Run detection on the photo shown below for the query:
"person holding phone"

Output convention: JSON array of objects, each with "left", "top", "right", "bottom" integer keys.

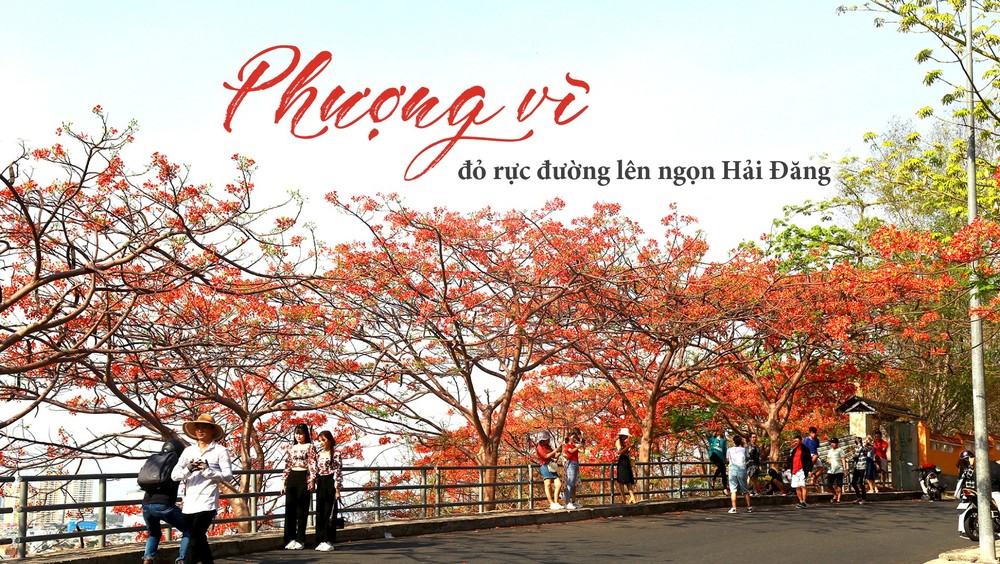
[
  {"left": 172, "top": 413, "right": 233, "bottom": 564},
  {"left": 614, "top": 428, "right": 637, "bottom": 504},
  {"left": 562, "top": 428, "right": 583, "bottom": 509}
]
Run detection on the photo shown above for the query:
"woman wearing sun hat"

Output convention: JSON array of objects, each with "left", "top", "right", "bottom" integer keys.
[
  {"left": 171, "top": 413, "right": 233, "bottom": 564},
  {"left": 614, "top": 427, "right": 636, "bottom": 504},
  {"left": 535, "top": 430, "right": 563, "bottom": 510}
]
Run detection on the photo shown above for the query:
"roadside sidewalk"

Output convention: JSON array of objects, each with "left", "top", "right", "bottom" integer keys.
[
  {"left": 930, "top": 540, "right": 1000, "bottom": 564},
  {"left": 26, "top": 491, "right": 919, "bottom": 564}
]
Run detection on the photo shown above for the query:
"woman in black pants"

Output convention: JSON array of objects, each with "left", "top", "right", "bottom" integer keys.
[
  {"left": 850, "top": 436, "right": 869, "bottom": 504},
  {"left": 281, "top": 424, "right": 317, "bottom": 550},
  {"left": 314, "top": 430, "right": 344, "bottom": 552}
]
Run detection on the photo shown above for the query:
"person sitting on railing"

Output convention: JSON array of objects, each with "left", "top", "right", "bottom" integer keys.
[
  {"left": 535, "top": 431, "right": 564, "bottom": 510},
  {"left": 707, "top": 429, "right": 728, "bottom": 495}
]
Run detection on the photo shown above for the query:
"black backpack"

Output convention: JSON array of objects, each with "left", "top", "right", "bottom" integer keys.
[{"left": 138, "top": 439, "right": 184, "bottom": 493}]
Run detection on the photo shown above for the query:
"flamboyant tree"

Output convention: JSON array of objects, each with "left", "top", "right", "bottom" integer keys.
[
  {"left": 0, "top": 110, "right": 340, "bottom": 483},
  {"left": 690, "top": 246, "right": 951, "bottom": 461},
  {"left": 318, "top": 195, "right": 628, "bottom": 501},
  {"left": 554, "top": 206, "right": 731, "bottom": 468}
]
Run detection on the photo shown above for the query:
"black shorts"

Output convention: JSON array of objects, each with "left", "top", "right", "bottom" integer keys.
[{"left": 827, "top": 472, "right": 844, "bottom": 488}]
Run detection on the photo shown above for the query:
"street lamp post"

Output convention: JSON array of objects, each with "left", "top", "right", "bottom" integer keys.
[{"left": 967, "top": 2, "right": 997, "bottom": 561}]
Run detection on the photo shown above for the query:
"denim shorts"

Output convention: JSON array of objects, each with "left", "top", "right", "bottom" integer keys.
[
  {"left": 539, "top": 464, "right": 558, "bottom": 480},
  {"left": 728, "top": 468, "right": 749, "bottom": 494}
]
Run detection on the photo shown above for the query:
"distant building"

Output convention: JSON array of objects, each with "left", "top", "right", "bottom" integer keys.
[{"left": 2, "top": 478, "right": 99, "bottom": 528}]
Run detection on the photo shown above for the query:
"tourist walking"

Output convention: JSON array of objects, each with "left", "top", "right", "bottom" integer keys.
[
  {"left": 281, "top": 423, "right": 318, "bottom": 550},
  {"left": 726, "top": 435, "right": 752, "bottom": 514},
  {"left": 787, "top": 434, "right": 813, "bottom": 508},
  {"left": 314, "top": 430, "right": 343, "bottom": 552},
  {"left": 172, "top": 413, "right": 233, "bottom": 564},
  {"left": 614, "top": 428, "right": 637, "bottom": 504},
  {"left": 140, "top": 438, "right": 189, "bottom": 564},
  {"left": 826, "top": 437, "right": 844, "bottom": 503},
  {"left": 562, "top": 428, "right": 583, "bottom": 509},
  {"left": 536, "top": 431, "right": 563, "bottom": 509},
  {"left": 850, "top": 436, "right": 869, "bottom": 504},
  {"left": 864, "top": 436, "right": 879, "bottom": 493}
]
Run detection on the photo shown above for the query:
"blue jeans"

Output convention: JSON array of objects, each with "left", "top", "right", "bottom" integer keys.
[
  {"left": 563, "top": 461, "right": 579, "bottom": 502},
  {"left": 142, "top": 503, "right": 189, "bottom": 562}
]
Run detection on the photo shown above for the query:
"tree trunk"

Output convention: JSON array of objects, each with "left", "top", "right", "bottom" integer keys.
[{"left": 477, "top": 442, "right": 500, "bottom": 511}]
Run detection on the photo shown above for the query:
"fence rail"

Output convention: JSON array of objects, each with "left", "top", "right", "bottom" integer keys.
[{"left": 0, "top": 455, "right": 886, "bottom": 560}]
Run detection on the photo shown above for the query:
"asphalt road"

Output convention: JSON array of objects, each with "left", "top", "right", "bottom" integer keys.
[{"left": 216, "top": 499, "right": 965, "bottom": 564}]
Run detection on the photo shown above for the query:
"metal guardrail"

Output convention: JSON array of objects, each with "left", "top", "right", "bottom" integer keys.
[{"left": 0, "top": 454, "right": 891, "bottom": 560}]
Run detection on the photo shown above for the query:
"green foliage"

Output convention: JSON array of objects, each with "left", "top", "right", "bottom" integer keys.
[
  {"left": 840, "top": 1, "right": 1000, "bottom": 135},
  {"left": 761, "top": 118, "right": 1000, "bottom": 433}
]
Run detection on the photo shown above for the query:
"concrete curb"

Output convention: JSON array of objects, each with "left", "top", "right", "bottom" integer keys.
[
  {"left": 27, "top": 491, "right": 920, "bottom": 564},
  {"left": 932, "top": 539, "right": 1000, "bottom": 563}
]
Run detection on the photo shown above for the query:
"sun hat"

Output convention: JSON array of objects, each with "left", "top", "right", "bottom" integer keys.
[
  {"left": 537, "top": 430, "right": 552, "bottom": 442},
  {"left": 618, "top": 428, "right": 630, "bottom": 437},
  {"left": 183, "top": 413, "right": 225, "bottom": 442}
]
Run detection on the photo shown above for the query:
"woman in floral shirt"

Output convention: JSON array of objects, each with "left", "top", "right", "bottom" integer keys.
[
  {"left": 281, "top": 424, "right": 317, "bottom": 550},
  {"left": 314, "top": 430, "right": 344, "bottom": 552}
]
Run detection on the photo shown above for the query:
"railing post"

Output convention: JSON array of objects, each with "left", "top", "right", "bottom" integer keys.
[
  {"left": 478, "top": 468, "right": 485, "bottom": 514},
  {"left": 678, "top": 462, "right": 684, "bottom": 499},
  {"left": 517, "top": 466, "right": 523, "bottom": 510},
  {"left": 435, "top": 467, "right": 442, "bottom": 517},
  {"left": 421, "top": 468, "right": 428, "bottom": 518},
  {"left": 98, "top": 477, "right": 107, "bottom": 548},
  {"left": 527, "top": 465, "right": 533, "bottom": 510},
  {"left": 250, "top": 472, "right": 259, "bottom": 534},
  {"left": 16, "top": 476, "right": 27, "bottom": 560},
  {"left": 374, "top": 469, "right": 382, "bottom": 522},
  {"left": 599, "top": 464, "right": 605, "bottom": 504}
]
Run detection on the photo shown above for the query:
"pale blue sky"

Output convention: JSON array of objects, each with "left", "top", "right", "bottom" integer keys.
[
  {"left": 0, "top": 0, "right": 964, "bottom": 482},
  {"left": 1, "top": 1, "right": 938, "bottom": 254}
]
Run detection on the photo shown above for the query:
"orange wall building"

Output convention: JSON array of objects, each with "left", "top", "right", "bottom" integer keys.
[{"left": 917, "top": 420, "right": 1000, "bottom": 475}]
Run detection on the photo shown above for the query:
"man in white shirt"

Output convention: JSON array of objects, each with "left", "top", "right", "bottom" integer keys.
[
  {"left": 726, "top": 435, "right": 752, "bottom": 514},
  {"left": 171, "top": 413, "right": 233, "bottom": 564}
]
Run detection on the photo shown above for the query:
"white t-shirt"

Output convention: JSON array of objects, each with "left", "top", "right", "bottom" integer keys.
[
  {"left": 827, "top": 446, "right": 845, "bottom": 474},
  {"left": 727, "top": 446, "right": 747, "bottom": 469}
]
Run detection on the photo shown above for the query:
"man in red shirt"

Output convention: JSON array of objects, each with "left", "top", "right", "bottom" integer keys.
[
  {"left": 786, "top": 435, "right": 813, "bottom": 508},
  {"left": 873, "top": 431, "right": 889, "bottom": 487}
]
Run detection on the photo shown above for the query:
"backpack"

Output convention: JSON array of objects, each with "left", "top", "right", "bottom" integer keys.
[{"left": 138, "top": 451, "right": 179, "bottom": 493}]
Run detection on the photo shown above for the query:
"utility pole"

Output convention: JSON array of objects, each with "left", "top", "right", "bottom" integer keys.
[{"left": 967, "top": 2, "right": 997, "bottom": 560}]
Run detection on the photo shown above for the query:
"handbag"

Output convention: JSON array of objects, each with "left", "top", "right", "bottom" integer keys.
[
  {"left": 328, "top": 497, "right": 346, "bottom": 529},
  {"left": 546, "top": 461, "right": 559, "bottom": 473}
]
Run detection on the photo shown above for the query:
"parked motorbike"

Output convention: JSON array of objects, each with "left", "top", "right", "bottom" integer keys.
[
  {"left": 907, "top": 461, "right": 945, "bottom": 501},
  {"left": 956, "top": 476, "right": 1000, "bottom": 542}
]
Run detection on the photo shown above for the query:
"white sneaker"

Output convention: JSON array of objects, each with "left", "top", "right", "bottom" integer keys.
[
  {"left": 565, "top": 502, "right": 576, "bottom": 509},
  {"left": 285, "top": 541, "right": 297, "bottom": 550},
  {"left": 291, "top": 541, "right": 304, "bottom": 550},
  {"left": 727, "top": 507, "right": 737, "bottom": 514},
  {"left": 549, "top": 502, "right": 563, "bottom": 510},
  {"left": 316, "top": 542, "right": 333, "bottom": 551}
]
